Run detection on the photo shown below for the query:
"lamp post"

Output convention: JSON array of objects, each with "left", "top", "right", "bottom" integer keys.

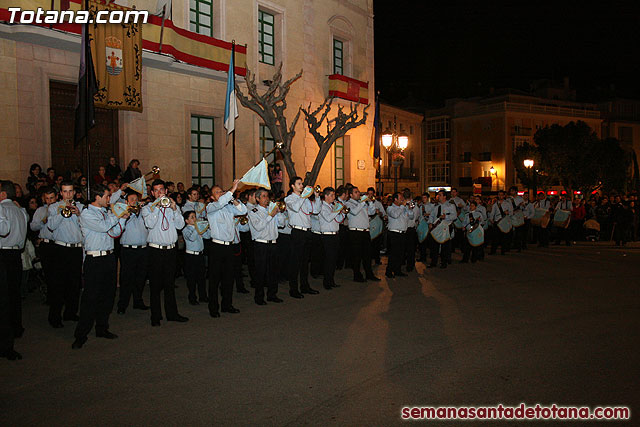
[
  {"left": 524, "top": 159, "right": 534, "bottom": 198},
  {"left": 489, "top": 165, "right": 497, "bottom": 192},
  {"left": 382, "top": 116, "right": 409, "bottom": 192}
]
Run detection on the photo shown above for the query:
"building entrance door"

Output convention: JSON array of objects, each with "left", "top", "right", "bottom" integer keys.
[{"left": 49, "top": 80, "right": 119, "bottom": 180}]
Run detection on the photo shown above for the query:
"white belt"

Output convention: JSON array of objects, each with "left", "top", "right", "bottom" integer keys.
[
  {"left": 41, "top": 238, "right": 52, "bottom": 243},
  {"left": 185, "top": 250, "right": 202, "bottom": 255},
  {"left": 211, "top": 238, "right": 231, "bottom": 246},
  {"left": 291, "top": 225, "right": 309, "bottom": 231},
  {"left": 121, "top": 244, "right": 146, "bottom": 249},
  {"left": 0, "top": 245, "right": 20, "bottom": 250},
  {"left": 149, "top": 243, "right": 175, "bottom": 250},
  {"left": 388, "top": 229, "right": 406, "bottom": 233},
  {"left": 311, "top": 231, "right": 322, "bottom": 235},
  {"left": 349, "top": 228, "right": 369, "bottom": 232},
  {"left": 254, "top": 239, "right": 277, "bottom": 244},
  {"left": 85, "top": 250, "right": 113, "bottom": 257},
  {"left": 55, "top": 241, "right": 82, "bottom": 248},
  {"left": 320, "top": 231, "right": 338, "bottom": 235}
]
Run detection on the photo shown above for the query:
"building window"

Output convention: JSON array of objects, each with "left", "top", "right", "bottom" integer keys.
[
  {"left": 259, "top": 124, "right": 275, "bottom": 163},
  {"left": 335, "top": 137, "right": 344, "bottom": 187},
  {"left": 427, "top": 141, "right": 448, "bottom": 162},
  {"left": 461, "top": 151, "right": 471, "bottom": 162},
  {"left": 333, "top": 38, "right": 343, "bottom": 75},
  {"left": 479, "top": 151, "right": 492, "bottom": 162},
  {"left": 618, "top": 126, "right": 633, "bottom": 145},
  {"left": 427, "top": 163, "right": 450, "bottom": 183},
  {"left": 426, "top": 118, "right": 450, "bottom": 140},
  {"left": 191, "top": 115, "right": 214, "bottom": 186},
  {"left": 189, "top": 0, "right": 213, "bottom": 36},
  {"left": 258, "top": 10, "right": 275, "bottom": 65}
]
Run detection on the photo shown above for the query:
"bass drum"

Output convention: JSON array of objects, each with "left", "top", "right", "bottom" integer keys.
[
  {"left": 467, "top": 226, "right": 484, "bottom": 247},
  {"left": 430, "top": 221, "right": 451, "bottom": 244},
  {"left": 417, "top": 218, "right": 429, "bottom": 243},
  {"left": 511, "top": 210, "right": 525, "bottom": 228},
  {"left": 553, "top": 209, "right": 571, "bottom": 229},
  {"left": 369, "top": 215, "right": 384, "bottom": 240},
  {"left": 497, "top": 215, "right": 513, "bottom": 234}
]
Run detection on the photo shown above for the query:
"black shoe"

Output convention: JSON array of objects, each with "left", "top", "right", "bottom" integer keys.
[
  {"left": 209, "top": 312, "right": 220, "bottom": 318},
  {"left": 117, "top": 308, "right": 126, "bottom": 314},
  {"left": 133, "top": 303, "right": 149, "bottom": 310},
  {"left": 395, "top": 272, "right": 408, "bottom": 277},
  {"left": 353, "top": 276, "right": 366, "bottom": 283},
  {"left": 199, "top": 296, "right": 210, "bottom": 303},
  {"left": 289, "top": 291, "right": 304, "bottom": 299},
  {"left": 267, "top": 296, "right": 283, "bottom": 303},
  {"left": 151, "top": 320, "right": 161, "bottom": 326},
  {"left": 331, "top": 283, "right": 341, "bottom": 288},
  {"left": 255, "top": 299, "right": 267, "bottom": 305},
  {"left": 96, "top": 330, "right": 118, "bottom": 339},
  {"left": 385, "top": 272, "right": 394, "bottom": 278},
  {"left": 1, "top": 349, "right": 22, "bottom": 360},
  {"left": 189, "top": 300, "right": 199, "bottom": 306},
  {"left": 63, "top": 314, "right": 79, "bottom": 322},
  {"left": 49, "top": 321, "right": 64, "bottom": 328},
  {"left": 71, "top": 337, "right": 87, "bottom": 349},
  {"left": 366, "top": 275, "right": 381, "bottom": 282},
  {"left": 236, "top": 288, "right": 250, "bottom": 294},
  {"left": 167, "top": 315, "right": 189, "bottom": 322},
  {"left": 301, "top": 288, "right": 319, "bottom": 295},
  {"left": 221, "top": 307, "right": 240, "bottom": 314}
]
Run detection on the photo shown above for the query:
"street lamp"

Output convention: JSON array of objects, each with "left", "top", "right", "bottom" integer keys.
[
  {"left": 381, "top": 116, "right": 409, "bottom": 192},
  {"left": 523, "top": 159, "right": 534, "bottom": 197},
  {"left": 489, "top": 166, "right": 498, "bottom": 192}
]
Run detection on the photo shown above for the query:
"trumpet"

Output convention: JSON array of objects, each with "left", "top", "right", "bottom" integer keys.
[
  {"left": 238, "top": 215, "right": 249, "bottom": 225},
  {"left": 61, "top": 201, "right": 76, "bottom": 218},
  {"left": 151, "top": 195, "right": 172, "bottom": 209},
  {"left": 370, "top": 195, "right": 376, "bottom": 202},
  {"left": 407, "top": 201, "right": 416, "bottom": 209},
  {"left": 314, "top": 185, "right": 322, "bottom": 193},
  {"left": 277, "top": 201, "right": 287, "bottom": 212},
  {"left": 128, "top": 203, "right": 141, "bottom": 215},
  {"left": 337, "top": 201, "right": 350, "bottom": 214}
]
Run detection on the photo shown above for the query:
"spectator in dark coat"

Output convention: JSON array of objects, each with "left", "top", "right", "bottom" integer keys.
[{"left": 105, "top": 156, "right": 122, "bottom": 181}]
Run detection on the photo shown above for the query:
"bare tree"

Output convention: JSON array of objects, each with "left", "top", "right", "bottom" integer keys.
[
  {"left": 235, "top": 63, "right": 370, "bottom": 186},
  {"left": 300, "top": 97, "right": 369, "bottom": 185}
]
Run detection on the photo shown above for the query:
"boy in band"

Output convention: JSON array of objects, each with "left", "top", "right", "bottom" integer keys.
[
  {"left": 182, "top": 211, "right": 209, "bottom": 305},
  {"left": 142, "top": 179, "right": 188, "bottom": 326},
  {"left": 461, "top": 200, "right": 485, "bottom": 263},
  {"left": 247, "top": 188, "right": 283, "bottom": 305},
  {"left": 489, "top": 190, "right": 514, "bottom": 255},
  {"left": 428, "top": 190, "right": 457, "bottom": 268},
  {"left": 72, "top": 184, "right": 127, "bottom": 349},
  {"left": 318, "top": 187, "right": 346, "bottom": 289}
]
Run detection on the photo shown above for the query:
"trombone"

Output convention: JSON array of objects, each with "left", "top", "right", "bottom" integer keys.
[{"left": 144, "top": 165, "right": 160, "bottom": 178}]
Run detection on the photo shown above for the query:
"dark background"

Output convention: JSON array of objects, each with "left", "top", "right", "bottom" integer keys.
[{"left": 374, "top": 0, "right": 640, "bottom": 110}]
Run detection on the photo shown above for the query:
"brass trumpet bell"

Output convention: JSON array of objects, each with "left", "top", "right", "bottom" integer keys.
[
  {"left": 60, "top": 201, "right": 76, "bottom": 218},
  {"left": 277, "top": 201, "right": 287, "bottom": 212},
  {"left": 238, "top": 215, "right": 249, "bottom": 225},
  {"left": 144, "top": 166, "right": 160, "bottom": 178},
  {"left": 128, "top": 204, "right": 141, "bottom": 215},
  {"left": 159, "top": 196, "right": 171, "bottom": 208},
  {"left": 314, "top": 185, "right": 322, "bottom": 193}
]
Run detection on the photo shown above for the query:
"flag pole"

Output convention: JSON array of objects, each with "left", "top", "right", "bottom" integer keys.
[
  {"left": 84, "top": 0, "right": 91, "bottom": 192},
  {"left": 158, "top": 4, "right": 167, "bottom": 54},
  {"left": 231, "top": 40, "right": 236, "bottom": 180}
]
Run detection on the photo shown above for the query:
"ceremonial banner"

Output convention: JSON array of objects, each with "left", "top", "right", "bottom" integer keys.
[
  {"left": 88, "top": 0, "right": 143, "bottom": 111},
  {"left": 328, "top": 74, "right": 369, "bottom": 104},
  {"left": 240, "top": 158, "right": 271, "bottom": 190}
]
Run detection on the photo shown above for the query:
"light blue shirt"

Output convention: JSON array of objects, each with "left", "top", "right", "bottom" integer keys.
[
  {"left": 120, "top": 212, "right": 148, "bottom": 246},
  {"left": 182, "top": 224, "right": 209, "bottom": 252},
  {"left": 248, "top": 204, "right": 281, "bottom": 241},
  {"left": 285, "top": 193, "right": 320, "bottom": 229},
  {"left": 183, "top": 200, "right": 207, "bottom": 219},
  {"left": 110, "top": 189, "right": 125, "bottom": 205},
  {"left": 387, "top": 204, "right": 414, "bottom": 232},
  {"left": 80, "top": 204, "right": 126, "bottom": 252},
  {"left": 523, "top": 202, "right": 535, "bottom": 219},
  {"left": 206, "top": 191, "right": 247, "bottom": 242},
  {"left": 142, "top": 204, "right": 184, "bottom": 245},
  {"left": 490, "top": 200, "right": 514, "bottom": 223},
  {"left": 47, "top": 200, "right": 84, "bottom": 244},
  {"left": 318, "top": 201, "right": 344, "bottom": 233},
  {"left": 277, "top": 211, "right": 291, "bottom": 235},
  {"left": 0, "top": 199, "right": 28, "bottom": 249},
  {"left": 30, "top": 204, "right": 54, "bottom": 240},
  {"left": 233, "top": 219, "right": 247, "bottom": 244},
  {"left": 428, "top": 202, "right": 457, "bottom": 226},
  {"left": 345, "top": 198, "right": 376, "bottom": 229},
  {"left": 463, "top": 210, "right": 484, "bottom": 231}
]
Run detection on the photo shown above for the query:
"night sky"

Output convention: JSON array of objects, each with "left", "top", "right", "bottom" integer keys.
[{"left": 374, "top": 0, "right": 640, "bottom": 110}]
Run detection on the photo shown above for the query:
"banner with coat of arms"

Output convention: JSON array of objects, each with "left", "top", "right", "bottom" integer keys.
[{"left": 88, "top": 0, "right": 143, "bottom": 112}]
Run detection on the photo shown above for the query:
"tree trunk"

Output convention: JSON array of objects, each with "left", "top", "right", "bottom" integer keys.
[{"left": 304, "top": 142, "right": 333, "bottom": 186}]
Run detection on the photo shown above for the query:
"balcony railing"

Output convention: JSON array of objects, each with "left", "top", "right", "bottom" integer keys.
[
  {"left": 457, "top": 102, "right": 600, "bottom": 119},
  {"left": 511, "top": 126, "right": 532, "bottom": 136},
  {"left": 379, "top": 168, "right": 419, "bottom": 181}
]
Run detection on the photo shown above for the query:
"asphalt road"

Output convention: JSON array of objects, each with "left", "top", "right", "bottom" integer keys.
[{"left": 2, "top": 243, "right": 638, "bottom": 426}]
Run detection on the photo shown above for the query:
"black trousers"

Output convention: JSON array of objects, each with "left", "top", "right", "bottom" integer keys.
[
  {"left": 321, "top": 234, "right": 339, "bottom": 287},
  {"left": 512, "top": 224, "right": 525, "bottom": 250},
  {"left": 38, "top": 241, "right": 55, "bottom": 304},
  {"left": 48, "top": 245, "right": 82, "bottom": 323},
  {"left": 418, "top": 234, "right": 431, "bottom": 261},
  {"left": 536, "top": 225, "right": 550, "bottom": 247},
  {"left": 555, "top": 225, "right": 571, "bottom": 245},
  {"left": 370, "top": 234, "right": 382, "bottom": 263},
  {"left": 522, "top": 220, "right": 531, "bottom": 248},
  {"left": 240, "top": 231, "right": 256, "bottom": 287},
  {"left": 0, "top": 250, "right": 22, "bottom": 337},
  {"left": 430, "top": 237, "right": 452, "bottom": 266},
  {"left": 386, "top": 231, "right": 406, "bottom": 275},
  {"left": 231, "top": 243, "right": 245, "bottom": 291},
  {"left": 148, "top": 247, "right": 179, "bottom": 322},
  {"left": 0, "top": 254, "right": 14, "bottom": 354},
  {"left": 310, "top": 232, "right": 324, "bottom": 277},
  {"left": 208, "top": 242, "right": 234, "bottom": 312},
  {"left": 491, "top": 227, "right": 511, "bottom": 254},
  {"left": 276, "top": 233, "right": 291, "bottom": 282},
  {"left": 184, "top": 252, "right": 207, "bottom": 302},
  {"left": 75, "top": 253, "right": 116, "bottom": 339},
  {"left": 452, "top": 227, "right": 464, "bottom": 253},
  {"left": 118, "top": 246, "right": 148, "bottom": 310},
  {"left": 336, "top": 224, "right": 352, "bottom": 269},
  {"left": 462, "top": 234, "right": 484, "bottom": 262},
  {"left": 405, "top": 227, "right": 417, "bottom": 270},
  {"left": 253, "top": 241, "right": 278, "bottom": 301},
  {"left": 288, "top": 228, "right": 311, "bottom": 292},
  {"left": 349, "top": 230, "right": 374, "bottom": 278}
]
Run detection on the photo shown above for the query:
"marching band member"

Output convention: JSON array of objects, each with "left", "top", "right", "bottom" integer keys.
[
  {"left": 428, "top": 190, "right": 457, "bottom": 269},
  {"left": 450, "top": 188, "right": 465, "bottom": 210},
  {"left": 233, "top": 212, "right": 250, "bottom": 294},
  {"left": 47, "top": 181, "right": 84, "bottom": 327},
  {"left": 117, "top": 191, "right": 150, "bottom": 314},
  {"left": 385, "top": 192, "right": 413, "bottom": 278},
  {"left": 522, "top": 193, "right": 535, "bottom": 250},
  {"left": 554, "top": 192, "right": 573, "bottom": 246},
  {"left": 183, "top": 187, "right": 207, "bottom": 219},
  {"left": 248, "top": 188, "right": 283, "bottom": 305},
  {"left": 404, "top": 190, "right": 420, "bottom": 272},
  {"left": 345, "top": 186, "right": 381, "bottom": 282},
  {"left": 367, "top": 187, "right": 385, "bottom": 265},
  {"left": 335, "top": 186, "right": 351, "bottom": 270},
  {"left": 489, "top": 190, "right": 514, "bottom": 255},
  {"left": 276, "top": 196, "right": 292, "bottom": 283},
  {"left": 182, "top": 210, "right": 209, "bottom": 305},
  {"left": 206, "top": 179, "right": 245, "bottom": 317},
  {"left": 534, "top": 192, "right": 551, "bottom": 247},
  {"left": 0, "top": 181, "right": 28, "bottom": 352},
  {"left": 318, "top": 187, "right": 345, "bottom": 289},
  {"left": 309, "top": 208, "right": 324, "bottom": 279},
  {"left": 285, "top": 176, "right": 321, "bottom": 297},
  {"left": 241, "top": 189, "right": 257, "bottom": 289},
  {"left": 450, "top": 188, "right": 466, "bottom": 254},
  {"left": 142, "top": 179, "right": 188, "bottom": 326},
  {"left": 508, "top": 186, "right": 526, "bottom": 252},
  {"left": 72, "top": 184, "right": 127, "bottom": 349},
  {"left": 29, "top": 187, "right": 57, "bottom": 319},
  {"left": 418, "top": 193, "right": 434, "bottom": 263},
  {"left": 461, "top": 200, "right": 485, "bottom": 263}
]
